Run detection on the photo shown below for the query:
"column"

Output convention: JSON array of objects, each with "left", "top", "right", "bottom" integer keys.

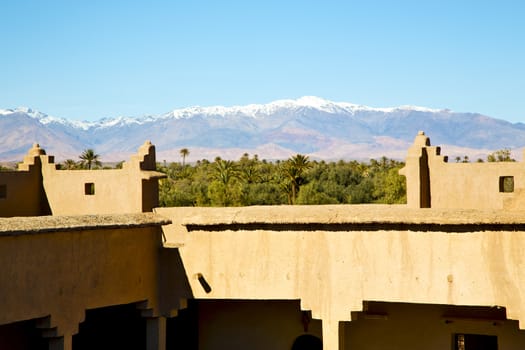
[
  {"left": 322, "top": 319, "right": 340, "bottom": 350},
  {"left": 146, "top": 317, "right": 167, "bottom": 350},
  {"left": 48, "top": 334, "right": 72, "bottom": 350}
]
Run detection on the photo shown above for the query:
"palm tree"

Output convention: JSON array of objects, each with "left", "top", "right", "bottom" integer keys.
[
  {"left": 240, "top": 165, "right": 260, "bottom": 184},
  {"left": 213, "top": 159, "right": 238, "bottom": 186},
  {"left": 79, "top": 149, "right": 101, "bottom": 170},
  {"left": 180, "top": 148, "right": 190, "bottom": 166},
  {"left": 282, "top": 154, "right": 311, "bottom": 204},
  {"left": 62, "top": 159, "right": 78, "bottom": 170},
  {"left": 211, "top": 159, "right": 239, "bottom": 206},
  {"left": 239, "top": 153, "right": 261, "bottom": 184}
]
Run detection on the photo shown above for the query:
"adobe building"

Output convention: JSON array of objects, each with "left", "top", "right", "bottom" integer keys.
[
  {"left": 2, "top": 133, "right": 525, "bottom": 350},
  {"left": 400, "top": 131, "right": 525, "bottom": 210}
]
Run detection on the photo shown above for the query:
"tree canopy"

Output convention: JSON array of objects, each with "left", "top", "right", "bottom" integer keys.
[
  {"left": 487, "top": 149, "right": 515, "bottom": 162},
  {"left": 79, "top": 149, "right": 102, "bottom": 170},
  {"left": 180, "top": 148, "right": 190, "bottom": 166},
  {"left": 157, "top": 154, "right": 407, "bottom": 207}
]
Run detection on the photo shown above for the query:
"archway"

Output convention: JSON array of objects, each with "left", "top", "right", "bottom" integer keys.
[{"left": 291, "top": 334, "right": 322, "bottom": 350}]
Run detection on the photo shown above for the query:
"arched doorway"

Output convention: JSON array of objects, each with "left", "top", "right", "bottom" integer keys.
[{"left": 291, "top": 334, "right": 322, "bottom": 350}]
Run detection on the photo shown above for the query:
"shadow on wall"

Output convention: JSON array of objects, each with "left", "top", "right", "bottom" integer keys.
[{"left": 160, "top": 248, "right": 194, "bottom": 314}]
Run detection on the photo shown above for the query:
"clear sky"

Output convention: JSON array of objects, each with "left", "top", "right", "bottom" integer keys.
[{"left": 1, "top": 0, "right": 524, "bottom": 122}]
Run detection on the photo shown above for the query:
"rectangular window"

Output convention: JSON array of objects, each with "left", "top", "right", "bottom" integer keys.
[
  {"left": 0, "top": 184, "right": 6, "bottom": 199},
  {"left": 84, "top": 183, "right": 95, "bottom": 195},
  {"left": 499, "top": 176, "right": 514, "bottom": 193},
  {"left": 454, "top": 334, "right": 497, "bottom": 350}
]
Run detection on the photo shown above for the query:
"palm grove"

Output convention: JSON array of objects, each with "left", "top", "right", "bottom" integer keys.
[{"left": 157, "top": 151, "right": 407, "bottom": 207}]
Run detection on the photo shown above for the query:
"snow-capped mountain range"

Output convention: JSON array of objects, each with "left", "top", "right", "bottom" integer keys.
[{"left": 1, "top": 96, "right": 524, "bottom": 162}]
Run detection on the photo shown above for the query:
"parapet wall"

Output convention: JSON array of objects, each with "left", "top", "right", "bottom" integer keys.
[
  {"left": 0, "top": 144, "right": 50, "bottom": 217},
  {"left": 0, "top": 142, "right": 165, "bottom": 217},
  {"left": 400, "top": 131, "right": 525, "bottom": 209}
]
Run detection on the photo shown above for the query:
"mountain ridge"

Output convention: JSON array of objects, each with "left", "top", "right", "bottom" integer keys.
[
  {"left": 0, "top": 97, "right": 449, "bottom": 128},
  {"left": 1, "top": 97, "right": 524, "bottom": 162}
]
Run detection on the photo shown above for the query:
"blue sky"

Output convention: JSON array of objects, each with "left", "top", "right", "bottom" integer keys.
[{"left": 1, "top": 0, "right": 524, "bottom": 122}]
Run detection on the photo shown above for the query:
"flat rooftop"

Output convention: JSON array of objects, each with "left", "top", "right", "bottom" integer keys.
[
  {"left": 155, "top": 205, "right": 525, "bottom": 226},
  {"left": 0, "top": 213, "right": 171, "bottom": 236},
  {"left": 3, "top": 205, "right": 525, "bottom": 238}
]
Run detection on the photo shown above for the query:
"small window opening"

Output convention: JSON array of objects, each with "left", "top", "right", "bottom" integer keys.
[
  {"left": 454, "top": 334, "right": 497, "bottom": 350},
  {"left": 499, "top": 176, "right": 514, "bottom": 193},
  {"left": 0, "top": 184, "right": 6, "bottom": 199},
  {"left": 84, "top": 183, "right": 95, "bottom": 195}
]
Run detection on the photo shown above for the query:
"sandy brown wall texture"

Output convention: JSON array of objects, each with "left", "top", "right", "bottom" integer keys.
[
  {"left": 0, "top": 168, "right": 45, "bottom": 217},
  {"left": 427, "top": 159, "right": 525, "bottom": 210},
  {"left": 401, "top": 131, "right": 525, "bottom": 210},
  {"left": 41, "top": 166, "right": 145, "bottom": 215},
  {"left": 197, "top": 300, "right": 323, "bottom": 350},
  {"left": 0, "top": 214, "right": 167, "bottom": 338},
  {"left": 0, "top": 141, "right": 164, "bottom": 217},
  {"left": 157, "top": 205, "right": 525, "bottom": 348},
  {"left": 40, "top": 141, "right": 164, "bottom": 216}
]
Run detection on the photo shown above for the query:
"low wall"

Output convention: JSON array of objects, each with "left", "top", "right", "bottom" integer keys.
[
  {"left": 0, "top": 213, "right": 169, "bottom": 338},
  {"left": 0, "top": 141, "right": 165, "bottom": 217},
  {"left": 401, "top": 131, "right": 525, "bottom": 210},
  {"left": 427, "top": 151, "right": 525, "bottom": 210}
]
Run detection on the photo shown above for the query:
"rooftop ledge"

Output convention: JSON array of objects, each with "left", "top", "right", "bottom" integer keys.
[
  {"left": 154, "top": 205, "right": 525, "bottom": 227},
  {"left": 0, "top": 213, "right": 171, "bottom": 236}
]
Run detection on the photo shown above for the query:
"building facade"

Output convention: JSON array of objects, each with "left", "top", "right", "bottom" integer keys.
[{"left": 1, "top": 134, "right": 525, "bottom": 350}]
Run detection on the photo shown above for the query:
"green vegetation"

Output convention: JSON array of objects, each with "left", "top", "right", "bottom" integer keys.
[
  {"left": 0, "top": 165, "right": 13, "bottom": 172},
  {"left": 59, "top": 149, "right": 103, "bottom": 170},
  {"left": 455, "top": 149, "right": 516, "bottom": 163},
  {"left": 487, "top": 148, "right": 515, "bottom": 162},
  {"left": 157, "top": 154, "right": 407, "bottom": 207},
  {"left": 180, "top": 148, "right": 190, "bottom": 166},
  {"left": 62, "top": 159, "right": 80, "bottom": 170},
  {"left": 79, "top": 149, "right": 102, "bottom": 170}
]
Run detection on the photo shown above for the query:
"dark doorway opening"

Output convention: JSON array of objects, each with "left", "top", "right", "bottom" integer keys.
[
  {"left": 73, "top": 303, "right": 145, "bottom": 350},
  {"left": 292, "top": 334, "right": 323, "bottom": 350},
  {"left": 166, "top": 299, "right": 199, "bottom": 350},
  {"left": 0, "top": 319, "right": 47, "bottom": 350},
  {"left": 193, "top": 299, "right": 322, "bottom": 350},
  {"left": 454, "top": 333, "right": 497, "bottom": 350}
]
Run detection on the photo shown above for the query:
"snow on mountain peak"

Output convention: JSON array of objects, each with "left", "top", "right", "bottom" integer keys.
[
  {"left": 163, "top": 96, "right": 363, "bottom": 119},
  {"left": 0, "top": 107, "right": 97, "bottom": 130},
  {"left": 15, "top": 107, "right": 48, "bottom": 119},
  {"left": 296, "top": 95, "right": 329, "bottom": 106},
  {"left": 0, "top": 107, "right": 64, "bottom": 123},
  {"left": 0, "top": 108, "right": 13, "bottom": 116},
  {"left": 268, "top": 96, "right": 334, "bottom": 112},
  {"left": 258, "top": 97, "right": 443, "bottom": 115},
  {"left": 1, "top": 97, "right": 449, "bottom": 130}
]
